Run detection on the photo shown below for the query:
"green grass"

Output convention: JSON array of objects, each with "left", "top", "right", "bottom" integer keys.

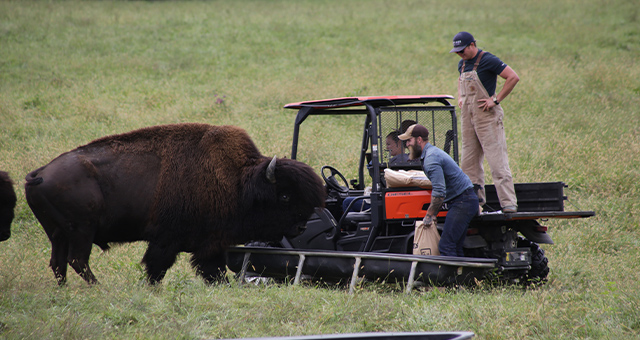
[{"left": 1, "top": 0, "right": 639, "bottom": 339}]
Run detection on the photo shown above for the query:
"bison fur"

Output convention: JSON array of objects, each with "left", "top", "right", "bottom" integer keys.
[
  {"left": 0, "top": 171, "right": 17, "bottom": 242},
  {"left": 24, "top": 123, "right": 325, "bottom": 285}
]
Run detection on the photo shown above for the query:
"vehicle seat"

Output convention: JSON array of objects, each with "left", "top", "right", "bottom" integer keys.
[
  {"left": 339, "top": 196, "right": 371, "bottom": 230},
  {"left": 343, "top": 210, "right": 371, "bottom": 230}
]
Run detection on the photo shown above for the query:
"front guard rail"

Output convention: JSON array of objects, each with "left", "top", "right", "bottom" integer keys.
[{"left": 227, "top": 247, "right": 496, "bottom": 294}]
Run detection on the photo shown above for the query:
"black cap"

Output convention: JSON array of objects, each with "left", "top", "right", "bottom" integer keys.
[{"left": 450, "top": 31, "right": 475, "bottom": 53}]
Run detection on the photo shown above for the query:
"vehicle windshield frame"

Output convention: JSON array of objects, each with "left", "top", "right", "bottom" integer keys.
[{"left": 285, "top": 95, "right": 457, "bottom": 193}]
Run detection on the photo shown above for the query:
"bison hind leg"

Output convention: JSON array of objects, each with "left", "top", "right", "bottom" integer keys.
[
  {"left": 190, "top": 252, "right": 227, "bottom": 285},
  {"left": 142, "top": 242, "right": 179, "bottom": 285},
  {"left": 49, "top": 229, "right": 70, "bottom": 285},
  {"left": 67, "top": 235, "right": 99, "bottom": 285},
  {"left": 47, "top": 227, "right": 98, "bottom": 285},
  {"left": 69, "top": 258, "right": 98, "bottom": 285}
]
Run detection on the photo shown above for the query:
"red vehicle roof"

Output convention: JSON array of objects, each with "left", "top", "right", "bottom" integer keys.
[{"left": 283, "top": 95, "right": 454, "bottom": 110}]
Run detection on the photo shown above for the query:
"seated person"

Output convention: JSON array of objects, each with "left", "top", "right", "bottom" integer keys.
[
  {"left": 386, "top": 130, "right": 420, "bottom": 165},
  {"left": 386, "top": 130, "right": 410, "bottom": 164},
  {"left": 351, "top": 128, "right": 419, "bottom": 214},
  {"left": 347, "top": 131, "right": 410, "bottom": 214}
]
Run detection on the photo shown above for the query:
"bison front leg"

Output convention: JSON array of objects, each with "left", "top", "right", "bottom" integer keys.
[
  {"left": 142, "top": 242, "right": 178, "bottom": 284},
  {"left": 190, "top": 252, "right": 227, "bottom": 284}
]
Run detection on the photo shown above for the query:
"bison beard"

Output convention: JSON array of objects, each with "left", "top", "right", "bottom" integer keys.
[
  {"left": 0, "top": 171, "right": 17, "bottom": 242},
  {"left": 24, "top": 123, "right": 325, "bottom": 285}
]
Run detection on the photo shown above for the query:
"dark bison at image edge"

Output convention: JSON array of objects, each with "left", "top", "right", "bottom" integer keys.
[
  {"left": 0, "top": 171, "right": 17, "bottom": 242},
  {"left": 24, "top": 123, "right": 326, "bottom": 285}
]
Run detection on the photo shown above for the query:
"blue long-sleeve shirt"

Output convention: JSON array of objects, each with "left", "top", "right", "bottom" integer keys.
[{"left": 420, "top": 143, "right": 473, "bottom": 202}]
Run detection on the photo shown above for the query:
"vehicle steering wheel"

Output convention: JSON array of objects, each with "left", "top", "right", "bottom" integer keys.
[{"left": 321, "top": 166, "right": 349, "bottom": 193}]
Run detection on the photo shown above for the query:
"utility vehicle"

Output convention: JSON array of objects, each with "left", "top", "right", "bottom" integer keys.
[{"left": 226, "top": 96, "right": 594, "bottom": 290}]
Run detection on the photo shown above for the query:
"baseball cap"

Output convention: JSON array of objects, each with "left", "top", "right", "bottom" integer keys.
[
  {"left": 450, "top": 31, "right": 475, "bottom": 53},
  {"left": 398, "top": 124, "right": 429, "bottom": 141}
]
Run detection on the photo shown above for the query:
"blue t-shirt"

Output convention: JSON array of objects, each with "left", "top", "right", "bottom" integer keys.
[
  {"left": 457, "top": 50, "right": 507, "bottom": 96},
  {"left": 421, "top": 143, "right": 473, "bottom": 202}
]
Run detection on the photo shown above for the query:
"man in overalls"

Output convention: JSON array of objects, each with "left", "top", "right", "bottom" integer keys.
[{"left": 450, "top": 32, "right": 520, "bottom": 213}]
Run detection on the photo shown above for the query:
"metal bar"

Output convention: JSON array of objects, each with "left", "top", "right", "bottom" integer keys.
[
  {"left": 349, "top": 257, "right": 362, "bottom": 294},
  {"left": 363, "top": 103, "right": 381, "bottom": 252},
  {"left": 228, "top": 247, "right": 497, "bottom": 268},
  {"left": 450, "top": 108, "right": 459, "bottom": 163},
  {"left": 294, "top": 254, "right": 306, "bottom": 285},
  {"left": 238, "top": 252, "right": 251, "bottom": 285},
  {"left": 405, "top": 261, "right": 418, "bottom": 294},
  {"left": 357, "top": 116, "right": 371, "bottom": 191},
  {"left": 476, "top": 210, "right": 596, "bottom": 222},
  {"left": 224, "top": 330, "right": 475, "bottom": 340}
]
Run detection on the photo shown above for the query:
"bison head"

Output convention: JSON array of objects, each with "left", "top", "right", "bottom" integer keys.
[{"left": 241, "top": 156, "right": 325, "bottom": 242}]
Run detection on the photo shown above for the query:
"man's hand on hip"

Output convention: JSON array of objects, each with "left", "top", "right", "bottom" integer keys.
[{"left": 477, "top": 98, "right": 497, "bottom": 111}]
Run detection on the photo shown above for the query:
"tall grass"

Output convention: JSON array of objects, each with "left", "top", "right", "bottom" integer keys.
[{"left": 1, "top": 0, "right": 639, "bottom": 339}]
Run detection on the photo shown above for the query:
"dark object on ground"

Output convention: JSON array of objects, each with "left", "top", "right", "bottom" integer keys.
[
  {"left": 222, "top": 331, "right": 475, "bottom": 340},
  {"left": 0, "top": 171, "right": 17, "bottom": 242}
]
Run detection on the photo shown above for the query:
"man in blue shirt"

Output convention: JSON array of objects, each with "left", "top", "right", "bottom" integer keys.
[{"left": 399, "top": 124, "right": 479, "bottom": 257}]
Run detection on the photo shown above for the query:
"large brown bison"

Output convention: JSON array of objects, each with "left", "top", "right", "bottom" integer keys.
[
  {"left": 0, "top": 171, "right": 17, "bottom": 242},
  {"left": 25, "top": 123, "right": 326, "bottom": 285}
]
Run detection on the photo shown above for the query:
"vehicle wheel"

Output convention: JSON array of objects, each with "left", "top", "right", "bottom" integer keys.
[{"left": 517, "top": 237, "right": 549, "bottom": 284}]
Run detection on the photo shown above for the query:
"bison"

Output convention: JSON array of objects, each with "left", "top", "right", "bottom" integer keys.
[
  {"left": 0, "top": 171, "right": 17, "bottom": 242},
  {"left": 25, "top": 123, "right": 326, "bottom": 285}
]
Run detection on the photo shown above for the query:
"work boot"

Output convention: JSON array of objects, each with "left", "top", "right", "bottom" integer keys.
[{"left": 502, "top": 206, "right": 517, "bottom": 213}]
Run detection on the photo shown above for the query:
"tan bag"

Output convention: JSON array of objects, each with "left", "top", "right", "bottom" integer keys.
[
  {"left": 384, "top": 169, "right": 432, "bottom": 189},
  {"left": 413, "top": 220, "right": 440, "bottom": 256}
]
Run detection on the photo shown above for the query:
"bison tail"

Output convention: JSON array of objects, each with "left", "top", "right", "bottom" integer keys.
[{"left": 25, "top": 168, "right": 45, "bottom": 186}]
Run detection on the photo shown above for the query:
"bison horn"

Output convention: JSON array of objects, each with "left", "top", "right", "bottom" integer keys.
[{"left": 266, "top": 156, "right": 277, "bottom": 184}]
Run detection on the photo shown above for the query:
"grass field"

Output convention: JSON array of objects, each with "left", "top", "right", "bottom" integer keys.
[{"left": 1, "top": 0, "right": 639, "bottom": 339}]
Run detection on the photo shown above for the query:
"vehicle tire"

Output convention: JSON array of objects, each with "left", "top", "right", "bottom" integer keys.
[{"left": 517, "top": 237, "right": 549, "bottom": 284}]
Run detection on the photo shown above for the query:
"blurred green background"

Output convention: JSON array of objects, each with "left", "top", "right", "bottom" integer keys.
[{"left": 1, "top": 0, "right": 639, "bottom": 339}]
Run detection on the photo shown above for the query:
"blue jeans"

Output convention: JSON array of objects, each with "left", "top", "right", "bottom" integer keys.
[
  {"left": 342, "top": 197, "right": 370, "bottom": 213},
  {"left": 439, "top": 187, "right": 478, "bottom": 257}
]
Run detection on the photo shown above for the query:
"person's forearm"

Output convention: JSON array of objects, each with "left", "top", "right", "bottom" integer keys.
[
  {"left": 497, "top": 77, "right": 519, "bottom": 102},
  {"left": 423, "top": 196, "right": 444, "bottom": 225},
  {"left": 496, "top": 67, "right": 520, "bottom": 103},
  {"left": 427, "top": 196, "right": 444, "bottom": 217}
]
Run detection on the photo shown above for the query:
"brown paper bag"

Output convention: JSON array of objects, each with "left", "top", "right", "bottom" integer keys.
[{"left": 413, "top": 220, "right": 440, "bottom": 256}]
